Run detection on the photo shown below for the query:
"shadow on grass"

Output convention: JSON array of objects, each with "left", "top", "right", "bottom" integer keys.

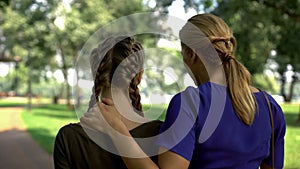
[
  {"left": 27, "top": 104, "right": 77, "bottom": 119},
  {"left": 34, "top": 112, "right": 77, "bottom": 119},
  {"left": 284, "top": 112, "right": 300, "bottom": 127},
  {"left": 0, "top": 103, "right": 26, "bottom": 107},
  {"left": 26, "top": 128, "right": 56, "bottom": 154},
  {"left": 35, "top": 104, "right": 73, "bottom": 111}
]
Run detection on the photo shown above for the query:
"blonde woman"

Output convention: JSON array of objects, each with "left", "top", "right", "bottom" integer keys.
[{"left": 81, "top": 14, "right": 286, "bottom": 169}]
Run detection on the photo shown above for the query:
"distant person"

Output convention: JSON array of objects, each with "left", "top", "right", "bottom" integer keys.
[
  {"left": 54, "top": 36, "right": 162, "bottom": 169},
  {"left": 81, "top": 13, "right": 286, "bottom": 169}
]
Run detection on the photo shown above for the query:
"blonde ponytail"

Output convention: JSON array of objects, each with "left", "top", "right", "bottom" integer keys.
[
  {"left": 225, "top": 56, "right": 256, "bottom": 125},
  {"left": 181, "top": 14, "right": 256, "bottom": 125}
]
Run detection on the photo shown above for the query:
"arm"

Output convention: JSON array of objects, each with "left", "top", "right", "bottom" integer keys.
[
  {"left": 80, "top": 101, "right": 189, "bottom": 169},
  {"left": 158, "top": 147, "right": 189, "bottom": 169}
]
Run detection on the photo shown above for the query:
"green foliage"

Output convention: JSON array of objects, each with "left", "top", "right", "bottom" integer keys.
[
  {"left": 104, "top": 0, "right": 145, "bottom": 17},
  {"left": 1, "top": 0, "right": 152, "bottom": 102},
  {"left": 252, "top": 73, "right": 280, "bottom": 94},
  {"left": 212, "top": 0, "right": 278, "bottom": 74},
  {"left": 0, "top": 0, "right": 58, "bottom": 88},
  {"left": 141, "top": 46, "right": 187, "bottom": 96}
]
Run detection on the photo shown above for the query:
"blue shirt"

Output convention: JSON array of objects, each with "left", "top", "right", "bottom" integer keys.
[{"left": 157, "top": 82, "right": 285, "bottom": 169}]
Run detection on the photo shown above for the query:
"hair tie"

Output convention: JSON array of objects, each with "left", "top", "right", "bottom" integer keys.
[
  {"left": 223, "top": 52, "right": 235, "bottom": 62},
  {"left": 209, "top": 36, "right": 232, "bottom": 44}
]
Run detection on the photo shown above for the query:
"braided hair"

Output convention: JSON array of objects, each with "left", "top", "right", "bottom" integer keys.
[{"left": 88, "top": 36, "right": 144, "bottom": 116}]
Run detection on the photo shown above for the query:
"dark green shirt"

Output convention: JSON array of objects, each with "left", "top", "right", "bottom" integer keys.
[{"left": 54, "top": 120, "right": 162, "bottom": 169}]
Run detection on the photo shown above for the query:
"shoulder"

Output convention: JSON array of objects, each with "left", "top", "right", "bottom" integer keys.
[
  {"left": 257, "top": 92, "right": 286, "bottom": 126},
  {"left": 56, "top": 123, "right": 86, "bottom": 140},
  {"left": 169, "top": 85, "right": 200, "bottom": 104},
  {"left": 171, "top": 82, "right": 221, "bottom": 107},
  {"left": 57, "top": 123, "right": 82, "bottom": 134},
  {"left": 130, "top": 120, "right": 163, "bottom": 138},
  {"left": 258, "top": 92, "right": 284, "bottom": 113}
]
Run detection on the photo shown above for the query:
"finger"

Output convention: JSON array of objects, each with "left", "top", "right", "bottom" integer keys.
[
  {"left": 98, "top": 103, "right": 113, "bottom": 116},
  {"left": 98, "top": 102, "right": 107, "bottom": 111},
  {"left": 101, "top": 98, "right": 114, "bottom": 105}
]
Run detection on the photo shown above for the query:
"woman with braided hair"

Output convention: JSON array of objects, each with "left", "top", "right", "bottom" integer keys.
[
  {"left": 81, "top": 14, "right": 286, "bottom": 169},
  {"left": 54, "top": 36, "right": 162, "bottom": 169}
]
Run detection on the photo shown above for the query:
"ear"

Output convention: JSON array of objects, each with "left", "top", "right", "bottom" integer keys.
[
  {"left": 190, "top": 51, "right": 198, "bottom": 64},
  {"left": 185, "top": 49, "right": 198, "bottom": 64}
]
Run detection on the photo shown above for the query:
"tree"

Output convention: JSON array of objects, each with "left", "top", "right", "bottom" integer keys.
[
  {"left": 1, "top": 0, "right": 168, "bottom": 109},
  {"left": 46, "top": 0, "right": 114, "bottom": 108},
  {"left": 1, "top": 0, "right": 59, "bottom": 110},
  {"left": 51, "top": 0, "right": 153, "bottom": 108}
]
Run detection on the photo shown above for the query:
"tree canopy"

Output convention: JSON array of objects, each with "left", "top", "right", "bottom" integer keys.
[{"left": 1, "top": 0, "right": 299, "bottom": 103}]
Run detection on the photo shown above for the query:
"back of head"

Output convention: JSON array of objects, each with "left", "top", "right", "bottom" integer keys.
[
  {"left": 89, "top": 36, "right": 144, "bottom": 116},
  {"left": 180, "top": 13, "right": 256, "bottom": 125}
]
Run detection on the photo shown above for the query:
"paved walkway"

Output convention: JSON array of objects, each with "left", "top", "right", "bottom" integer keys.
[{"left": 0, "top": 107, "right": 54, "bottom": 169}]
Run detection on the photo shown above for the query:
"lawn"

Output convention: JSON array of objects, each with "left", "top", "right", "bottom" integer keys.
[
  {"left": 2, "top": 98, "right": 297, "bottom": 168},
  {"left": 280, "top": 104, "right": 300, "bottom": 168},
  {"left": 21, "top": 104, "right": 78, "bottom": 154}
]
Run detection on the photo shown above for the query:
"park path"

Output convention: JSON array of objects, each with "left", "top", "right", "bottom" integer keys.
[{"left": 0, "top": 107, "right": 54, "bottom": 169}]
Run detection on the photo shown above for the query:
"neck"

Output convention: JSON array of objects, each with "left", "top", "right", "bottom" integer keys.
[
  {"left": 209, "top": 66, "right": 227, "bottom": 86},
  {"left": 100, "top": 87, "right": 142, "bottom": 130}
]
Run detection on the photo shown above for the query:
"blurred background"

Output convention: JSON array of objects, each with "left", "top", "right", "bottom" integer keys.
[{"left": 0, "top": 0, "right": 299, "bottom": 168}]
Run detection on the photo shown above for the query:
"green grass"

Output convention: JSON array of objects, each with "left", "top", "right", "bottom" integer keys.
[
  {"left": 21, "top": 104, "right": 78, "bottom": 154},
  {"left": 16, "top": 101, "right": 300, "bottom": 168},
  {"left": 281, "top": 104, "right": 300, "bottom": 169}
]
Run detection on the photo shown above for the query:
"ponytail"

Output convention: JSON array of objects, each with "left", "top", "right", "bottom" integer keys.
[
  {"left": 180, "top": 13, "right": 257, "bottom": 125},
  {"left": 225, "top": 58, "right": 256, "bottom": 125},
  {"left": 213, "top": 37, "right": 256, "bottom": 125}
]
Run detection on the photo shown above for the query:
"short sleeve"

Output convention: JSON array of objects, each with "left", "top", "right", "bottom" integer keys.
[
  {"left": 262, "top": 95, "right": 286, "bottom": 168},
  {"left": 156, "top": 88, "right": 199, "bottom": 161}
]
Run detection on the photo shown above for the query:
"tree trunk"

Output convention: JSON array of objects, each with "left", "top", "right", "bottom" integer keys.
[
  {"left": 27, "top": 68, "right": 32, "bottom": 111},
  {"left": 280, "top": 73, "right": 288, "bottom": 102},
  {"left": 58, "top": 45, "right": 71, "bottom": 108},
  {"left": 75, "top": 68, "right": 81, "bottom": 109},
  {"left": 286, "top": 75, "right": 297, "bottom": 102},
  {"left": 26, "top": 49, "right": 32, "bottom": 111},
  {"left": 297, "top": 105, "right": 300, "bottom": 124}
]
